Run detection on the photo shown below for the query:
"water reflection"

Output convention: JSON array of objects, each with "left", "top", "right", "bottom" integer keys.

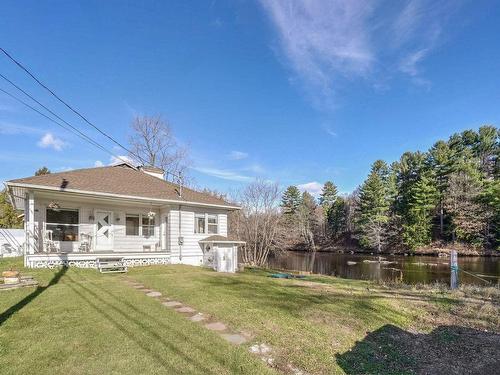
[{"left": 267, "top": 251, "right": 500, "bottom": 285}]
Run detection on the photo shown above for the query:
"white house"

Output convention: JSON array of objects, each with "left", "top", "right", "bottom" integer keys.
[{"left": 5, "top": 163, "right": 244, "bottom": 272}]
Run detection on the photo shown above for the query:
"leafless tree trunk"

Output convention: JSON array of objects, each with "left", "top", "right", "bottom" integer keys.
[
  {"left": 128, "top": 115, "right": 190, "bottom": 181},
  {"left": 232, "top": 180, "right": 282, "bottom": 267}
]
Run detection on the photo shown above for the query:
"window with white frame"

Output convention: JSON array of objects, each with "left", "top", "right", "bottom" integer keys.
[
  {"left": 142, "top": 215, "right": 155, "bottom": 237},
  {"left": 194, "top": 214, "right": 206, "bottom": 234},
  {"left": 194, "top": 213, "right": 219, "bottom": 234},
  {"left": 46, "top": 208, "right": 79, "bottom": 241},
  {"left": 207, "top": 215, "right": 218, "bottom": 234},
  {"left": 126, "top": 214, "right": 139, "bottom": 236}
]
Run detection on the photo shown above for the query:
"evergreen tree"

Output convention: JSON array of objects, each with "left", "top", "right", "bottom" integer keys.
[
  {"left": 329, "top": 197, "right": 347, "bottom": 239},
  {"left": 319, "top": 181, "right": 338, "bottom": 213},
  {"left": 35, "top": 166, "right": 51, "bottom": 176},
  {"left": 428, "top": 141, "right": 454, "bottom": 237},
  {"left": 357, "top": 162, "right": 391, "bottom": 252},
  {"left": 0, "top": 189, "right": 23, "bottom": 228},
  {"left": 281, "top": 186, "right": 302, "bottom": 217},
  {"left": 402, "top": 175, "right": 438, "bottom": 250},
  {"left": 319, "top": 181, "right": 338, "bottom": 236}
]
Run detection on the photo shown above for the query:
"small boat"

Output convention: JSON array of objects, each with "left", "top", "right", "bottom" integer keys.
[{"left": 347, "top": 261, "right": 357, "bottom": 266}]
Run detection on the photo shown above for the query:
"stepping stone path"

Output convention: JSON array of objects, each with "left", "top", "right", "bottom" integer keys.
[
  {"left": 205, "top": 322, "right": 227, "bottom": 331},
  {"left": 123, "top": 278, "right": 307, "bottom": 374},
  {"left": 221, "top": 333, "right": 247, "bottom": 345},
  {"left": 190, "top": 313, "right": 206, "bottom": 322},
  {"left": 176, "top": 306, "right": 195, "bottom": 313}
]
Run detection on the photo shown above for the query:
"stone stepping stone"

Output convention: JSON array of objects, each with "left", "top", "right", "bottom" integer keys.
[
  {"left": 132, "top": 285, "right": 145, "bottom": 289},
  {"left": 140, "top": 289, "right": 153, "bottom": 293},
  {"left": 162, "top": 301, "right": 182, "bottom": 308},
  {"left": 205, "top": 322, "right": 227, "bottom": 331},
  {"left": 221, "top": 333, "right": 247, "bottom": 345},
  {"left": 146, "top": 291, "right": 162, "bottom": 298},
  {"left": 190, "top": 313, "right": 206, "bottom": 322},
  {"left": 176, "top": 306, "right": 195, "bottom": 313}
]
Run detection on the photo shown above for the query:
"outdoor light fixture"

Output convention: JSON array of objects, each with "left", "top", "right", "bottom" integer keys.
[{"left": 48, "top": 201, "right": 60, "bottom": 210}]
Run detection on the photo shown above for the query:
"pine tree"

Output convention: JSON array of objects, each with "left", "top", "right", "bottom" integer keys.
[
  {"left": 319, "top": 181, "right": 338, "bottom": 236},
  {"left": 281, "top": 186, "right": 302, "bottom": 217},
  {"left": 428, "top": 141, "right": 454, "bottom": 238},
  {"left": 329, "top": 197, "right": 347, "bottom": 239},
  {"left": 357, "top": 162, "right": 391, "bottom": 252},
  {"left": 402, "top": 175, "right": 438, "bottom": 250}
]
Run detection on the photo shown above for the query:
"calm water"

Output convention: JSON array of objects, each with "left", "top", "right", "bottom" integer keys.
[{"left": 267, "top": 251, "right": 500, "bottom": 285}]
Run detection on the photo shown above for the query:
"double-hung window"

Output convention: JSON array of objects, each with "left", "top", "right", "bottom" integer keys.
[
  {"left": 194, "top": 214, "right": 206, "bottom": 234},
  {"left": 194, "top": 213, "right": 219, "bottom": 234},
  {"left": 46, "top": 208, "right": 79, "bottom": 241},
  {"left": 207, "top": 215, "right": 218, "bottom": 234},
  {"left": 142, "top": 215, "right": 155, "bottom": 237},
  {"left": 126, "top": 214, "right": 155, "bottom": 236}
]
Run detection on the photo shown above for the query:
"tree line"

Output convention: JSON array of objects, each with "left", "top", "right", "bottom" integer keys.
[{"left": 279, "top": 125, "right": 499, "bottom": 254}]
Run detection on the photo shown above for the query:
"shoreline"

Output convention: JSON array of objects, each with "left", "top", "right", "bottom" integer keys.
[{"left": 288, "top": 246, "right": 500, "bottom": 257}]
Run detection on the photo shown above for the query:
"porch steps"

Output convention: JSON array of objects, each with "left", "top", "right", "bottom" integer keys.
[{"left": 96, "top": 257, "right": 128, "bottom": 273}]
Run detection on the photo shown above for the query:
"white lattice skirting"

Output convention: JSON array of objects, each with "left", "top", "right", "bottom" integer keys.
[{"left": 26, "top": 255, "right": 171, "bottom": 269}]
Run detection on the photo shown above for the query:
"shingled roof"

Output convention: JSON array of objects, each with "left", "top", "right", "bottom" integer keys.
[{"left": 7, "top": 164, "right": 238, "bottom": 208}]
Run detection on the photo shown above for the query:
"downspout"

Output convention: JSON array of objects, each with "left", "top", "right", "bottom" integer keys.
[{"left": 178, "top": 205, "right": 182, "bottom": 261}]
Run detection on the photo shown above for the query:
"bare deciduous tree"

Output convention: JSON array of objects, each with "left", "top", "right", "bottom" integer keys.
[
  {"left": 231, "top": 180, "right": 282, "bottom": 266},
  {"left": 128, "top": 115, "right": 190, "bottom": 181}
]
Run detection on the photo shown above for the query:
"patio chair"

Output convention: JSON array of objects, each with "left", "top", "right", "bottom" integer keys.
[
  {"left": 43, "top": 230, "right": 58, "bottom": 253},
  {"left": 79, "top": 233, "right": 93, "bottom": 253}
]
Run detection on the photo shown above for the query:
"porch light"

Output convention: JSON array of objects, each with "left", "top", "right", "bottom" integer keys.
[
  {"left": 48, "top": 201, "right": 60, "bottom": 210},
  {"left": 147, "top": 211, "right": 156, "bottom": 219}
]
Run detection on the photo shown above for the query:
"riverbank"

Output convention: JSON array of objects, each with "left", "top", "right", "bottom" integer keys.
[{"left": 314, "top": 243, "right": 500, "bottom": 257}]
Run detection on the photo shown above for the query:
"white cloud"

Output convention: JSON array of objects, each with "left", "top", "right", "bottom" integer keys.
[
  {"left": 228, "top": 150, "right": 249, "bottom": 160},
  {"left": 297, "top": 181, "right": 323, "bottom": 198},
  {"left": 322, "top": 124, "right": 337, "bottom": 137},
  {"left": 260, "top": 0, "right": 374, "bottom": 92},
  {"left": 109, "top": 155, "right": 135, "bottom": 165},
  {"left": 94, "top": 160, "right": 104, "bottom": 167},
  {"left": 37, "top": 133, "right": 66, "bottom": 151},
  {"left": 0, "top": 122, "right": 41, "bottom": 135},
  {"left": 260, "top": 0, "right": 459, "bottom": 99},
  {"left": 192, "top": 166, "right": 253, "bottom": 182}
]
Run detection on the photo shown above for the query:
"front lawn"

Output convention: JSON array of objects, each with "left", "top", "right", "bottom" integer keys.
[
  {"left": 1, "top": 257, "right": 498, "bottom": 374},
  {"left": 0, "top": 257, "right": 271, "bottom": 375}
]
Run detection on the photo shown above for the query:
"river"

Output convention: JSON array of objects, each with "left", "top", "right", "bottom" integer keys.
[{"left": 267, "top": 251, "right": 500, "bottom": 285}]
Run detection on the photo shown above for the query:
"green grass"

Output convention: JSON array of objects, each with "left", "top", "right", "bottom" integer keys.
[
  {"left": 0, "top": 258, "right": 272, "bottom": 375},
  {"left": 1, "top": 258, "right": 498, "bottom": 374}
]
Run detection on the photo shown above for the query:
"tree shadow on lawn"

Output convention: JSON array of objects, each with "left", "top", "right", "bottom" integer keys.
[
  {"left": 0, "top": 266, "right": 67, "bottom": 327},
  {"left": 336, "top": 324, "right": 500, "bottom": 375},
  {"left": 64, "top": 273, "right": 261, "bottom": 375}
]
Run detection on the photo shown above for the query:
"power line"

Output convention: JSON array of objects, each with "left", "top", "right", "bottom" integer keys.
[
  {"left": 0, "top": 86, "right": 131, "bottom": 164},
  {"left": 0, "top": 73, "right": 111, "bottom": 154},
  {"left": 0, "top": 47, "right": 147, "bottom": 165}
]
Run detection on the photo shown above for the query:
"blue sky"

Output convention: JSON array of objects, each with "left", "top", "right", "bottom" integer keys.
[{"left": 1, "top": 1, "right": 499, "bottom": 197}]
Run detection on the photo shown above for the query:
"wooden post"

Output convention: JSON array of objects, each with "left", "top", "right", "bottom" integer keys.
[{"left": 450, "top": 249, "right": 458, "bottom": 289}]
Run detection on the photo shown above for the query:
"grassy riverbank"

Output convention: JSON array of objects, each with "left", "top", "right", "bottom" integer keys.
[{"left": 1, "top": 257, "right": 499, "bottom": 374}]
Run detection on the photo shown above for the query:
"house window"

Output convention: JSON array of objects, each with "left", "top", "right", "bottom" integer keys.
[
  {"left": 46, "top": 208, "right": 79, "bottom": 241},
  {"left": 195, "top": 214, "right": 205, "bottom": 234},
  {"left": 208, "top": 215, "right": 218, "bottom": 234},
  {"left": 142, "top": 215, "right": 155, "bottom": 237},
  {"left": 126, "top": 214, "right": 139, "bottom": 236}
]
